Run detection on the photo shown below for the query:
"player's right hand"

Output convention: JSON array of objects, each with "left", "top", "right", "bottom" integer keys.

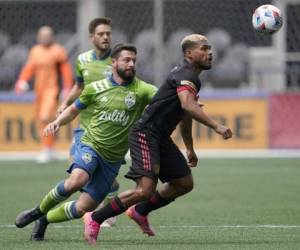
[
  {"left": 43, "top": 121, "right": 60, "bottom": 137},
  {"left": 214, "top": 124, "right": 233, "bottom": 140},
  {"left": 56, "top": 103, "right": 68, "bottom": 117},
  {"left": 15, "top": 80, "right": 29, "bottom": 94}
]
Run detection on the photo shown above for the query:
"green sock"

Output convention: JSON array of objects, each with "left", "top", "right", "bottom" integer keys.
[
  {"left": 47, "top": 201, "right": 79, "bottom": 223},
  {"left": 39, "top": 181, "right": 70, "bottom": 214},
  {"left": 103, "top": 189, "right": 119, "bottom": 206}
]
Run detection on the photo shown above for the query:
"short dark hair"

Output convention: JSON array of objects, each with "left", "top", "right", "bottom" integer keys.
[
  {"left": 181, "top": 40, "right": 200, "bottom": 54},
  {"left": 111, "top": 43, "right": 137, "bottom": 59},
  {"left": 88, "top": 17, "right": 111, "bottom": 34}
]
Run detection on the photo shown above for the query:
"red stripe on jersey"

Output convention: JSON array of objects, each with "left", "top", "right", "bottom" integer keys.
[
  {"left": 138, "top": 132, "right": 151, "bottom": 171},
  {"left": 177, "top": 85, "right": 197, "bottom": 96}
]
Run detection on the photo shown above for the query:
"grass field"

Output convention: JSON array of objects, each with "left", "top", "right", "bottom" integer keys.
[{"left": 1, "top": 158, "right": 300, "bottom": 250}]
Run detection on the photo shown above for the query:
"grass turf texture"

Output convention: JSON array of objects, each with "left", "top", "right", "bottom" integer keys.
[{"left": 0, "top": 158, "right": 300, "bottom": 249}]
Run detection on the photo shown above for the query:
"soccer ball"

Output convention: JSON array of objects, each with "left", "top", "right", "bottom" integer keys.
[{"left": 252, "top": 5, "right": 283, "bottom": 35}]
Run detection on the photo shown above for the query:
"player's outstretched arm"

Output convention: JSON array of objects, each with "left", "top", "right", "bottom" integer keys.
[
  {"left": 44, "top": 104, "right": 80, "bottom": 137},
  {"left": 56, "top": 83, "right": 84, "bottom": 117},
  {"left": 178, "top": 90, "right": 232, "bottom": 140}
]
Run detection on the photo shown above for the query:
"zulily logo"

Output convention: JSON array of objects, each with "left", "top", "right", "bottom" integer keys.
[{"left": 98, "top": 109, "right": 130, "bottom": 126}]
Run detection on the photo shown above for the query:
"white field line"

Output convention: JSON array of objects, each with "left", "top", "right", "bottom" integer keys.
[
  {"left": 0, "top": 149, "right": 300, "bottom": 161},
  {"left": 1, "top": 224, "right": 300, "bottom": 229}
]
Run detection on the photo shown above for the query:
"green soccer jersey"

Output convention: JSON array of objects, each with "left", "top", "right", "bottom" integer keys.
[
  {"left": 75, "top": 49, "right": 112, "bottom": 129},
  {"left": 75, "top": 77, "right": 157, "bottom": 163}
]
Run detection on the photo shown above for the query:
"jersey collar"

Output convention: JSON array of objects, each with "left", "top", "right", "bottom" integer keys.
[
  {"left": 93, "top": 49, "right": 111, "bottom": 60},
  {"left": 109, "top": 75, "right": 134, "bottom": 87}
]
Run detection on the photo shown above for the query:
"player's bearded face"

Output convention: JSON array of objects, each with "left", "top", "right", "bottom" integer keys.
[
  {"left": 116, "top": 65, "right": 136, "bottom": 81},
  {"left": 115, "top": 51, "right": 137, "bottom": 81}
]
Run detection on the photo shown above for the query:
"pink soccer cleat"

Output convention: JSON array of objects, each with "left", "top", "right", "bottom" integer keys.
[
  {"left": 83, "top": 212, "right": 101, "bottom": 245},
  {"left": 126, "top": 206, "right": 155, "bottom": 236}
]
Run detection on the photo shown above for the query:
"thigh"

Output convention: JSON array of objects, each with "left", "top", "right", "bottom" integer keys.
[
  {"left": 67, "top": 143, "right": 99, "bottom": 178},
  {"left": 81, "top": 157, "right": 121, "bottom": 204},
  {"left": 125, "top": 130, "right": 160, "bottom": 182},
  {"left": 159, "top": 138, "right": 191, "bottom": 183}
]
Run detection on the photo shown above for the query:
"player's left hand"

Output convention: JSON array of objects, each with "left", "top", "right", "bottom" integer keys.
[
  {"left": 43, "top": 121, "right": 60, "bottom": 137},
  {"left": 15, "top": 80, "right": 29, "bottom": 94},
  {"left": 186, "top": 149, "right": 198, "bottom": 168}
]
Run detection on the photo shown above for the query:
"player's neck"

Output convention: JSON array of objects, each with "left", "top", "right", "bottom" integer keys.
[
  {"left": 184, "top": 58, "right": 202, "bottom": 75},
  {"left": 111, "top": 74, "right": 132, "bottom": 86},
  {"left": 94, "top": 49, "right": 110, "bottom": 60}
]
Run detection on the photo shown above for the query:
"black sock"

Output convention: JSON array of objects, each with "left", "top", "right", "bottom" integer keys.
[
  {"left": 135, "top": 191, "right": 174, "bottom": 216},
  {"left": 91, "top": 197, "right": 126, "bottom": 224}
]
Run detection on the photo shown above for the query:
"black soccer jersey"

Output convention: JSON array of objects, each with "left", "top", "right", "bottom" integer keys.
[{"left": 134, "top": 60, "right": 202, "bottom": 136}]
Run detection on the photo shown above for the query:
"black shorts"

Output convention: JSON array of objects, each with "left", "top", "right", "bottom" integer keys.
[{"left": 125, "top": 129, "right": 191, "bottom": 183}]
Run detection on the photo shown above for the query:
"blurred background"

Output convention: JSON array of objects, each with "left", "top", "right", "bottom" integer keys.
[{"left": 0, "top": 0, "right": 299, "bottom": 155}]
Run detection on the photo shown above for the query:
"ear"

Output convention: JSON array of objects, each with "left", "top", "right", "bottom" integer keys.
[
  {"left": 89, "top": 33, "right": 94, "bottom": 41},
  {"left": 186, "top": 49, "right": 193, "bottom": 57}
]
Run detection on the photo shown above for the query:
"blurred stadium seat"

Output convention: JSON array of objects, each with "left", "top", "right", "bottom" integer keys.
[
  {"left": 165, "top": 28, "right": 194, "bottom": 70},
  {"left": 132, "top": 29, "right": 156, "bottom": 83},
  {"left": 0, "top": 44, "right": 28, "bottom": 90},
  {"left": 210, "top": 43, "right": 249, "bottom": 88},
  {"left": 0, "top": 30, "right": 11, "bottom": 56},
  {"left": 111, "top": 29, "right": 129, "bottom": 45}
]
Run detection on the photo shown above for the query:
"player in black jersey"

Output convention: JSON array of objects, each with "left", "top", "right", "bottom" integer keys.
[{"left": 84, "top": 34, "right": 232, "bottom": 245}]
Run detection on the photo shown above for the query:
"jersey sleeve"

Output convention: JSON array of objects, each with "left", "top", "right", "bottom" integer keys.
[
  {"left": 144, "top": 83, "right": 157, "bottom": 102},
  {"left": 74, "top": 84, "right": 96, "bottom": 110},
  {"left": 174, "top": 70, "right": 199, "bottom": 96},
  {"left": 75, "top": 57, "right": 84, "bottom": 86}
]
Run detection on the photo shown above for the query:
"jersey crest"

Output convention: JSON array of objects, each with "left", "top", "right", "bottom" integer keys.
[
  {"left": 124, "top": 91, "right": 136, "bottom": 109},
  {"left": 82, "top": 152, "right": 92, "bottom": 164}
]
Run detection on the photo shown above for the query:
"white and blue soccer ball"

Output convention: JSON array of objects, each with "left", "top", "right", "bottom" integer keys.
[{"left": 252, "top": 4, "right": 283, "bottom": 35}]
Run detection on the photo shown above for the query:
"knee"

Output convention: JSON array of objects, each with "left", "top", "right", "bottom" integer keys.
[
  {"left": 177, "top": 179, "right": 194, "bottom": 195},
  {"left": 184, "top": 180, "right": 194, "bottom": 193},
  {"left": 64, "top": 178, "right": 84, "bottom": 193},
  {"left": 64, "top": 169, "right": 89, "bottom": 193},
  {"left": 134, "top": 187, "right": 155, "bottom": 201}
]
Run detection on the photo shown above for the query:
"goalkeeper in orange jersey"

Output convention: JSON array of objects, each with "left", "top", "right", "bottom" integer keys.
[{"left": 15, "top": 26, "right": 73, "bottom": 163}]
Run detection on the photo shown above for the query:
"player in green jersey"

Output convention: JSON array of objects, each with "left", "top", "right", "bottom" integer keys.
[
  {"left": 57, "top": 17, "right": 119, "bottom": 227},
  {"left": 15, "top": 44, "right": 157, "bottom": 242}
]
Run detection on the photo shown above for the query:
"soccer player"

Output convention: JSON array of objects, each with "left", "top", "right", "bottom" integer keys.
[
  {"left": 14, "top": 44, "right": 157, "bottom": 242},
  {"left": 15, "top": 25, "right": 73, "bottom": 163},
  {"left": 57, "top": 17, "right": 119, "bottom": 227},
  {"left": 83, "top": 34, "right": 233, "bottom": 245}
]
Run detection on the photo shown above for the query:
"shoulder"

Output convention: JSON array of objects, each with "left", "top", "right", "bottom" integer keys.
[
  {"left": 77, "top": 50, "right": 94, "bottom": 65},
  {"left": 89, "top": 78, "right": 111, "bottom": 93},
  {"left": 30, "top": 45, "right": 42, "bottom": 54},
  {"left": 171, "top": 64, "right": 200, "bottom": 89},
  {"left": 53, "top": 43, "right": 66, "bottom": 50},
  {"left": 135, "top": 78, "right": 157, "bottom": 92}
]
